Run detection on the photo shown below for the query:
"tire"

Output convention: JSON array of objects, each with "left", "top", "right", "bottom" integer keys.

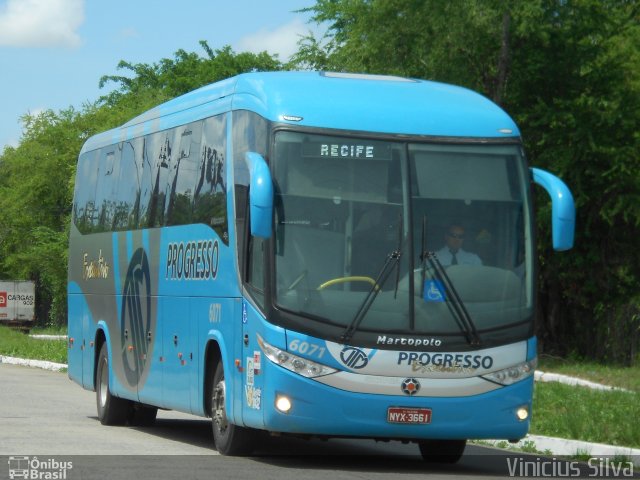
[
  {"left": 210, "top": 361, "right": 256, "bottom": 455},
  {"left": 418, "top": 439, "right": 467, "bottom": 464},
  {"left": 96, "top": 343, "right": 132, "bottom": 425},
  {"left": 129, "top": 403, "right": 158, "bottom": 427}
]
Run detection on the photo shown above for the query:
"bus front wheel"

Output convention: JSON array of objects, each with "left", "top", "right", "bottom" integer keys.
[
  {"left": 418, "top": 439, "right": 466, "bottom": 463},
  {"left": 96, "top": 343, "right": 131, "bottom": 425},
  {"left": 210, "top": 361, "right": 256, "bottom": 455}
]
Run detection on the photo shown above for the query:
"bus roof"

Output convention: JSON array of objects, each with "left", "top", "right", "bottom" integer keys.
[{"left": 80, "top": 71, "right": 520, "bottom": 154}]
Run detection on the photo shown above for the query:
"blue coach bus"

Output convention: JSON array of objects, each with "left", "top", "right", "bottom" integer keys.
[{"left": 67, "top": 71, "right": 574, "bottom": 462}]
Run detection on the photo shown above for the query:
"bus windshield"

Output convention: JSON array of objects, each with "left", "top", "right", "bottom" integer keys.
[{"left": 273, "top": 131, "right": 533, "bottom": 345}]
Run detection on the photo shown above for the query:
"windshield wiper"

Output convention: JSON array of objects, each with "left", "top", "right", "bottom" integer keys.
[
  {"left": 419, "top": 214, "right": 481, "bottom": 346},
  {"left": 423, "top": 251, "right": 482, "bottom": 347},
  {"left": 340, "top": 215, "right": 403, "bottom": 344}
]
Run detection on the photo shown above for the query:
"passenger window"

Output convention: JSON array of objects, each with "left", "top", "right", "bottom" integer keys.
[
  {"left": 73, "top": 150, "right": 99, "bottom": 233},
  {"left": 194, "top": 115, "right": 228, "bottom": 243},
  {"left": 232, "top": 110, "right": 269, "bottom": 275},
  {"left": 93, "top": 150, "right": 117, "bottom": 231},
  {"left": 113, "top": 139, "right": 142, "bottom": 230},
  {"left": 166, "top": 122, "right": 202, "bottom": 226},
  {"left": 143, "top": 131, "right": 172, "bottom": 228}
]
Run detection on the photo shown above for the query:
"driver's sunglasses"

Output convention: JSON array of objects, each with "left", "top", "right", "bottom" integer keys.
[{"left": 447, "top": 232, "right": 465, "bottom": 240}]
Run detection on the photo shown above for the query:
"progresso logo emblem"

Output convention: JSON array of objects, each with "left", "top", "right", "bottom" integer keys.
[
  {"left": 121, "top": 248, "right": 151, "bottom": 388},
  {"left": 340, "top": 346, "right": 369, "bottom": 369}
]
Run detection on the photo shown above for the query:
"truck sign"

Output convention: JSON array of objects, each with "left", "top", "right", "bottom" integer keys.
[{"left": 0, "top": 281, "right": 35, "bottom": 329}]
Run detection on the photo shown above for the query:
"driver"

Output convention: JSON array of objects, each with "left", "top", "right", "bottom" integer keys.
[{"left": 435, "top": 224, "right": 482, "bottom": 266}]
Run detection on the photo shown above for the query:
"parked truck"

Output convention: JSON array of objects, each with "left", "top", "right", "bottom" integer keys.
[{"left": 0, "top": 281, "right": 36, "bottom": 331}]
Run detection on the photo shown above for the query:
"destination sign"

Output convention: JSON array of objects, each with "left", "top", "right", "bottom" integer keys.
[{"left": 302, "top": 141, "right": 391, "bottom": 160}]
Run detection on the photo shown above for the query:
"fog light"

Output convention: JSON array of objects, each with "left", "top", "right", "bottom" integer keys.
[
  {"left": 516, "top": 406, "right": 529, "bottom": 421},
  {"left": 275, "top": 395, "right": 292, "bottom": 414}
]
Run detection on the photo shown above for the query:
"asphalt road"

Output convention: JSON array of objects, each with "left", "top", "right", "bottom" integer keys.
[{"left": 0, "top": 363, "right": 606, "bottom": 480}]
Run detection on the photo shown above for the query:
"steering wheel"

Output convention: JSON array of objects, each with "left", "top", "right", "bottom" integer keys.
[
  {"left": 317, "top": 276, "right": 380, "bottom": 291},
  {"left": 286, "top": 271, "right": 308, "bottom": 291}
]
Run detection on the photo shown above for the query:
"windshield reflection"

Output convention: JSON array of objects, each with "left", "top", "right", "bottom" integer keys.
[{"left": 272, "top": 131, "right": 533, "bottom": 342}]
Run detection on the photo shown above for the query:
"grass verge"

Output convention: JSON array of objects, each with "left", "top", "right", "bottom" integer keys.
[
  {"left": 0, "top": 325, "right": 67, "bottom": 364},
  {"left": 531, "top": 381, "right": 639, "bottom": 449},
  {"left": 30, "top": 325, "right": 68, "bottom": 336},
  {"left": 538, "top": 355, "right": 640, "bottom": 393}
]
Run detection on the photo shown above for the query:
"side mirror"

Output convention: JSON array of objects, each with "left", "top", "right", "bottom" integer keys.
[
  {"left": 531, "top": 168, "right": 575, "bottom": 251},
  {"left": 245, "top": 152, "right": 273, "bottom": 238}
]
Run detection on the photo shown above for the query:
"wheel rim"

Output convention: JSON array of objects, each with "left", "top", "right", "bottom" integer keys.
[
  {"left": 99, "top": 357, "right": 109, "bottom": 408},
  {"left": 212, "top": 378, "right": 228, "bottom": 434}
]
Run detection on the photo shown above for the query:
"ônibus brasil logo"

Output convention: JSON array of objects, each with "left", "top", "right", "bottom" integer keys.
[{"left": 8, "top": 456, "right": 73, "bottom": 479}]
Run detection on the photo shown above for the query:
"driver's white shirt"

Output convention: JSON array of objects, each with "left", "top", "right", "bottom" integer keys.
[{"left": 435, "top": 247, "right": 482, "bottom": 266}]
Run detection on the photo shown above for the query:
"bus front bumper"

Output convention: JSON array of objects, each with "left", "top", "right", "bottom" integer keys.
[{"left": 258, "top": 365, "right": 533, "bottom": 441}]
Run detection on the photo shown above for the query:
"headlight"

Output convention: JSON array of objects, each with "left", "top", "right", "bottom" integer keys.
[
  {"left": 481, "top": 358, "right": 537, "bottom": 386},
  {"left": 257, "top": 335, "right": 337, "bottom": 378}
]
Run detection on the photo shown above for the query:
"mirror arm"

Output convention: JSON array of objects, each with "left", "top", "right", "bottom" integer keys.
[
  {"left": 245, "top": 152, "right": 274, "bottom": 239},
  {"left": 531, "top": 167, "right": 575, "bottom": 251}
]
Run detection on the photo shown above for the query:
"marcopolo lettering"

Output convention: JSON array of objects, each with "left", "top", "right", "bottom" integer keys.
[
  {"left": 397, "top": 351, "right": 494, "bottom": 370},
  {"left": 377, "top": 335, "right": 442, "bottom": 347},
  {"left": 166, "top": 239, "right": 219, "bottom": 281}
]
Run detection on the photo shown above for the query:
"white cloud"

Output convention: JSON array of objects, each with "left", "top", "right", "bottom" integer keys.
[
  {"left": 237, "top": 17, "right": 311, "bottom": 61},
  {"left": 0, "top": 0, "right": 84, "bottom": 48}
]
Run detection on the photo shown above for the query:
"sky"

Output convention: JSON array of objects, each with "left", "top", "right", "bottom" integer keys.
[{"left": 0, "top": 0, "right": 322, "bottom": 151}]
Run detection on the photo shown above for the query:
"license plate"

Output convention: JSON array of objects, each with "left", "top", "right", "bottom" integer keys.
[{"left": 387, "top": 407, "right": 432, "bottom": 424}]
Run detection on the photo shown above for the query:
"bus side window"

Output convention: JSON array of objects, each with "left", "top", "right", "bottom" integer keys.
[
  {"left": 93, "top": 149, "right": 117, "bottom": 232},
  {"left": 140, "top": 132, "right": 171, "bottom": 228},
  {"left": 137, "top": 137, "right": 152, "bottom": 228},
  {"left": 113, "top": 139, "right": 141, "bottom": 231},
  {"left": 73, "top": 150, "right": 99, "bottom": 233},
  {"left": 233, "top": 110, "right": 269, "bottom": 273},
  {"left": 194, "top": 115, "right": 228, "bottom": 243},
  {"left": 166, "top": 122, "right": 201, "bottom": 227}
]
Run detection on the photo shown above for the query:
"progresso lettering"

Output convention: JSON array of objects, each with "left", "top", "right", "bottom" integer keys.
[
  {"left": 397, "top": 352, "right": 494, "bottom": 370},
  {"left": 166, "top": 239, "right": 219, "bottom": 281}
]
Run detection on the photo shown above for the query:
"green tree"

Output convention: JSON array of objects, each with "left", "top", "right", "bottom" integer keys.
[
  {"left": 0, "top": 43, "right": 282, "bottom": 327},
  {"left": 293, "top": 0, "right": 640, "bottom": 363},
  {"left": 509, "top": 1, "right": 640, "bottom": 364},
  {"left": 0, "top": 109, "right": 80, "bottom": 324},
  {"left": 292, "top": 0, "right": 514, "bottom": 101},
  {"left": 100, "top": 42, "right": 282, "bottom": 106}
]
